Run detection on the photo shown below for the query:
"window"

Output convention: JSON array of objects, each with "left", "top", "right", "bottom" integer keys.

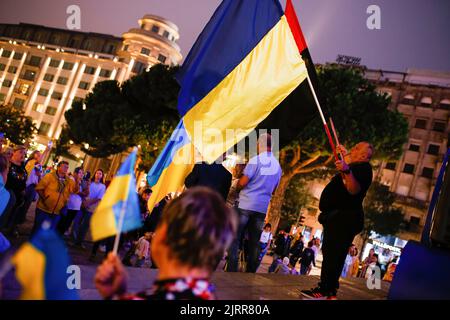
[
  {"left": 27, "top": 56, "right": 42, "bottom": 67},
  {"left": 0, "top": 63, "right": 6, "bottom": 71},
  {"left": 2, "top": 79, "right": 12, "bottom": 87},
  {"left": 51, "top": 91, "right": 63, "bottom": 100},
  {"left": 38, "top": 122, "right": 51, "bottom": 135},
  {"left": 13, "top": 98, "right": 25, "bottom": 108},
  {"left": 427, "top": 144, "right": 440, "bottom": 155},
  {"left": 99, "top": 69, "right": 111, "bottom": 78},
  {"left": 410, "top": 216, "right": 420, "bottom": 225},
  {"left": 62, "top": 62, "right": 74, "bottom": 70},
  {"left": 414, "top": 119, "right": 427, "bottom": 129},
  {"left": 43, "top": 73, "right": 54, "bottom": 82},
  {"left": 401, "top": 94, "right": 415, "bottom": 105},
  {"left": 439, "top": 99, "right": 450, "bottom": 110},
  {"left": 17, "top": 83, "right": 30, "bottom": 95},
  {"left": 73, "top": 96, "right": 83, "bottom": 103},
  {"left": 123, "top": 44, "right": 129, "bottom": 51},
  {"left": 157, "top": 54, "right": 166, "bottom": 63},
  {"left": 21, "top": 69, "right": 36, "bottom": 81},
  {"left": 151, "top": 25, "right": 160, "bottom": 33},
  {"left": 432, "top": 121, "right": 446, "bottom": 133},
  {"left": 32, "top": 103, "right": 45, "bottom": 112},
  {"left": 78, "top": 81, "right": 90, "bottom": 90},
  {"left": 132, "top": 61, "right": 146, "bottom": 74},
  {"left": 57, "top": 77, "right": 68, "bottom": 85},
  {"left": 7, "top": 66, "right": 18, "bottom": 74},
  {"left": 163, "top": 30, "right": 170, "bottom": 39},
  {"left": 45, "top": 106, "right": 57, "bottom": 116},
  {"left": 408, "top": 144, "right": 420, "bottom": 152},
  {"left": 84, "top": 66, "right": 96, "bottom": 75},
  {"left": 385, "top": 162, "right": 396, "bottom": 170},
  {"left": 13, "top": 52, "right": 23, "bottom": 60},
  {"left": 421, "top": 167, "right": 434, "bottom": 179},
  {"left": 0, "top": 93, "right": 5, "bottom": 103},
  {"left": 420, "top": 97, "right": 432, "bottom": 108},
  {"left": 1, "top": 50, "right": 12, "bottom": 58},
  {"left": 140, "top": 47, "right": 151, "bottom": 56},
  {"left": 49, "top": 59, "right": 61, "bottom": 68},
  {"left": 403, "top": 163, "right": 415, "bottom": 174},
  {"left": 38, "top": 88, "right": 49, "bottom": 96},
  {"left": 106, "top": 44, "right": 115, "bottom": 54}
]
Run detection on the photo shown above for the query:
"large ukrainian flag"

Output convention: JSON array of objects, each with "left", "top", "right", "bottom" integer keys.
[
  {"left": 90, "top": 149, "right": 141, "bottom": 241},
  {"left": 12, "top": 228, "right": 79, "bottom": 300},
  {"left": 147, "top": 0, "right": 309, "bottom": 210}
]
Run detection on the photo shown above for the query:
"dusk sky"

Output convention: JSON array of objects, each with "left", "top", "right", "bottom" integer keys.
[{"left": 1, "top": 0, "right": 449, "bottom": 72}]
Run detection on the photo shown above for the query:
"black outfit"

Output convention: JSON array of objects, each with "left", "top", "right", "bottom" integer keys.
[
  {"left": 143, "top": 198, "right": 167, "bottom": 233},
  {"left": 274, "top": 233, "right": 292, "bottom": 258},
  {"left": 184, "top": 162, "right": 232, "bottom": 200},
  {"left": 300, "top": 247, "right": 316, "bottom": 274},
  {"left": 57, "top": 209, "right": 79, "bottom": 235},
  {"left": 289, "top": 239, "right": 304, "bottom": 267},
  {"left": 4, "top": 163, "right": 27, "bottom": 232},
  {"left": 318, "top": 162, "right": 372, "bottom": 294}
]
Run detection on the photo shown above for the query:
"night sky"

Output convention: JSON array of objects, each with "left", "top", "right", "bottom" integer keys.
[{"left": 1, "top": 0, "right": 449, "bottom": 72}]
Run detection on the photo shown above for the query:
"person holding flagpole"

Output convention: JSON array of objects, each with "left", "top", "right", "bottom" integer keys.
[{"left": 301, "top": 142, "right": 373, "bottom": 300}]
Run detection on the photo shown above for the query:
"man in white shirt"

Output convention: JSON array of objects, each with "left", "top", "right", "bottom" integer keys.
[{"left": 226, "top": 134, "right": 282, "bottom": 273}]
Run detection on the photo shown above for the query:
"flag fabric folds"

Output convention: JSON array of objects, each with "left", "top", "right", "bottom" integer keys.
[
  {"left": 11, "top": 227, "right": 78, "bottom": 300},
  {"left": 147, "top": 0, "right": 315, "bottom": 210},
  {"left": 177, "top": 0, "right": 308, "bottom": 163},
  {"left": 257, "top": 0, "right": 324, "bottom": 147},
  {"left": 147, "top": 120, "right": 196, "bottom": 211},
  {"left": 90, "top": 149, "right": 141, "bottom": 242}
]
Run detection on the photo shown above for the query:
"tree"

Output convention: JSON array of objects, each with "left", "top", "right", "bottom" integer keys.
[
  {"left": 362, "top": 180, "right": 406, "bottom": 245},
  {"left": 64, "top": 64, "right": 180, "bottom": 159},
  {"left": 280, "top": 175, "right": 314, "bottom": 228},
  {"left": 266, "top": 64, "right": 409, "bottom": 231},
  {"left": 0, "top": 104, "right": 37, "bottom": 145}
]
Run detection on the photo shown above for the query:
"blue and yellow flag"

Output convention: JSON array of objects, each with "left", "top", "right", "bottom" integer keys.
[
  {"left": 91, "top": 148, "right": 141, "bottom": 241},
  {"left": 11, "top": 227, "right": 79, "bottom": 300},
  {"left": 147, "top": 0, "right": 308, "bottom": 210}
]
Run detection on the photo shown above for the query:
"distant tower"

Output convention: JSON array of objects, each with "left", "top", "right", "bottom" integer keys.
[{"left": 120, "top": 14, "right": 182, "bottom": 74}]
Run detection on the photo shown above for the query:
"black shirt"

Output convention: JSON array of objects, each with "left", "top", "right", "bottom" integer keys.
[
  {"left": 6, "top": 162, "right": 28, "bottom": 202},
  {"left": 319, "top": 162, "right": 373, "bottom": 214},
  {"left": 300, "top": 248, "right": 316, "bottom": 267},
  {"left": 184, "top": 162, "right": 232, "bottom": 201}
]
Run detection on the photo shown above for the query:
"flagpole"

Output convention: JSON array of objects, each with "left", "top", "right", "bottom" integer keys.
[
  {"left": 305, "top": 73, "right": 339, "bottom": 161},
  {"left": 329, "top": 117, "right": 343, "bottom": 160},
  {"left": 112, "top": 201, "right": 127, "bottom": 255}
]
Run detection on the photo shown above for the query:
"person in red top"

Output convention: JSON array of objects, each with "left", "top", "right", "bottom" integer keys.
[{"left": 95, "top": 187, "right": 238, "bottom": 300}]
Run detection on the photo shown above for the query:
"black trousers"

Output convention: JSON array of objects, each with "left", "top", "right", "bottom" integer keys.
[
  {"left": 319, "top": 210, "right": 362, "bottom": 293},
  {"left": 57, "top": 209, "right": 79, "bottom": 235}
]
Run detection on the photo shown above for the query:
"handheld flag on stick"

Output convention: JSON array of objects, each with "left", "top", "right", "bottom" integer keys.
[
  {"left": 90, "top": 148, "right": 141, "bottom": 245},
  {"left": 11, "top": 225, "right": 79, "bottom": 300}
]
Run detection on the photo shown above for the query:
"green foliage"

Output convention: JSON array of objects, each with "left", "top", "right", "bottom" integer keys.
[
  {"left": 363, "top": 180, "right": 406, "bottom": 239},
  {"left": 280, "top": 176, "right": 313, "bottom": 226},
  {"left": 64, "top": 64, "right": 180, "bottom": 159},
  {"left": 0, "top": 104, "right": 37, "bottom": 145},
  {"left": 291, "top": 64, "right": 409, "bottom": 164}
]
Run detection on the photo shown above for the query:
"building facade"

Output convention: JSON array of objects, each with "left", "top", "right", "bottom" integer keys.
[
  {"left": 0, "top": 15, "right": 182, "bottom": 170},
  {"left": 299, "top": 68, "right": 450, "bottom": 249}
]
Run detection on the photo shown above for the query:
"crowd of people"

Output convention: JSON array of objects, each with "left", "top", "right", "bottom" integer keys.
[{"left": 1, "top": 131, "right": 396, "bottom": 300}]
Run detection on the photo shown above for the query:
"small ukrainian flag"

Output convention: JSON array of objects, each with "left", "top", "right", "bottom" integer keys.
[
  {"left": 12, "top": 226, "right": 79, "bottom": 300},
  {"left": 90, "top": 148, "right": 142, "bottom": 242}
]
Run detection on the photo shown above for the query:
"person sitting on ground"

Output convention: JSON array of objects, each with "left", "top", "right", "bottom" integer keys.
[
  {"left": 132, "top": 232, "right": 153, "bottom": 268},
  {"left": 95, "top": 187, "right": 237, "bottom": 300},
  {"left": 274, "top": 257, "right": 291, "bottom": 275}
]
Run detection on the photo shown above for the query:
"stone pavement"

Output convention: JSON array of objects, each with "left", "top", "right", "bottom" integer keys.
[{"left": 1, "top": 202, "right": 390, "bottom": 300}]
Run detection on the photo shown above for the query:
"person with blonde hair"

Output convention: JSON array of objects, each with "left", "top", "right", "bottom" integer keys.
[{"left": 95, "top": 187, "right": 237, "bottom": 300}]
